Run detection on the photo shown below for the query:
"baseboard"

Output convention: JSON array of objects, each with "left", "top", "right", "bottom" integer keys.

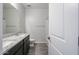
[
  {"left": 35, "top": 42, "right": 48, "bottom": 44},
  {"left": 34, "top": 42, "right": 48, "bottom": 47}
]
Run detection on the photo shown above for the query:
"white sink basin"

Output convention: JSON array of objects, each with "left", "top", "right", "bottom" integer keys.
[{"left": 3, "top": 36, "right": 17, "bottom": 41}]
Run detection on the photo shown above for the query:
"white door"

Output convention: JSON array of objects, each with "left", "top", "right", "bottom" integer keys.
[
  {"left": 49, "top": 3, "right": 78, "bottom": 55},
  {"left": 0, "top": 3, "right": 3, "bottom": 54}
]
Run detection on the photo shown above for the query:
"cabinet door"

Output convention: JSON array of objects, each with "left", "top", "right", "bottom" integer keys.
[
  {"left": 14, "top": 40, "right": 24, "bottom": 55},
  {"left": 15, "top": 46, "right": 23, "bottom": 55},
  {"left": 24, "top": 35, "right": 30, "bottom": 55}
]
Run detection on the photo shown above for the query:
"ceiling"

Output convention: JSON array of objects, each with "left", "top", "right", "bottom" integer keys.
[
  {"left": 3, "top": 3, "right": 48, "bottom": 9},
  {"left": 22, "top": 3, "right": 48, "bottom": 9},
  {"left": 3, "top": 3, "right": 15, "bottom": 9}
]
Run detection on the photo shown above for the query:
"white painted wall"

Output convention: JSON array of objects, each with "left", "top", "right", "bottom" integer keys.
[
  {"left": 78, "top": 4, "right": 79, "bottom": 37},
  {"left": 78, "top": 4, "right": 79, "bottom": 54},
  {"left": 0, "top": 3, "right": 3, "bottom": 54},
  {"left": 19, "top": 5, "right": 26, "bottom": 33},
  {"left": 25, "top": 8, "right": 48, "bottom": 43}
]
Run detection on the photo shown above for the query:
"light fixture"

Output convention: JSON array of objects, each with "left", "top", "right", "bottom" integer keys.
[{"left": 27, "top": 5, "right": 31, "bottom": 7}]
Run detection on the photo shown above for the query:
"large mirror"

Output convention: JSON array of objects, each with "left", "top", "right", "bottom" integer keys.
[{"left": 3, "top": 3, "right": 25, "bottom": 38}]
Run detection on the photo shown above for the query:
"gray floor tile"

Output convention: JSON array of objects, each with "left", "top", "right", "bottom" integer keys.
[{"left": 28, "top": 43, "right": 48, "bottom": 55}]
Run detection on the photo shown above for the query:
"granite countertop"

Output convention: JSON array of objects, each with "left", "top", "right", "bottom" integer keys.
[{"left": 1, "top": 33, "right": 29, "bottom": 54}]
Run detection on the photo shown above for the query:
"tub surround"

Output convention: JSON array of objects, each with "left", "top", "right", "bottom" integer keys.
[{"left": 2, "top": 33, "right": 30, "bottom": 55}]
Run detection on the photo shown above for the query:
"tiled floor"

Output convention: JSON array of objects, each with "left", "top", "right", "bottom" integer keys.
[{"left": 28, "top": 43, "right": 48, "bottom": 55}]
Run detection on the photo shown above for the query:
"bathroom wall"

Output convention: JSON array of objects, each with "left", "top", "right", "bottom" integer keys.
[
  {"left": 0, "top": 3, "right": 3, "bottom": 54},
  {"left": 25, "top": 8, "right": 48, "bottom": 43},
  {"left": 78, "top": 4, "right": 79, "bottom": 54},
  {"left": 78, "top": 4, "right": 79, "bottom": 37},
  {"left": 19, "top": 4, "right": 26, "bottom": 33}
]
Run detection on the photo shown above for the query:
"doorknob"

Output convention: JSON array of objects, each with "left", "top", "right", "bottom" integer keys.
[{"left": 48, "top": 37, "right": 50, "bottom": 40}]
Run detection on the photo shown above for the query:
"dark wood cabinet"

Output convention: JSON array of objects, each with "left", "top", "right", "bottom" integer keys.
[
  {"left": 23, "top": 35, "right": 30, "bottom": 55},
  {"left": 15, "top": 46, "right": 23, "bottom": 55},
  {"left": 3, "top": 35, "right": 30, "bottom": 55}
]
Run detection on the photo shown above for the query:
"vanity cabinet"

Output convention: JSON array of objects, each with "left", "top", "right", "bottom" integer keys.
[
  {"left": 3, "top": 35, "right": 30, "bottom": 55},
  {"left": 23, "top": 35, "right": 30, "bottom": 55},
  {"left": 4, "top": 40, "right": 24, "bottom": 55}
]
